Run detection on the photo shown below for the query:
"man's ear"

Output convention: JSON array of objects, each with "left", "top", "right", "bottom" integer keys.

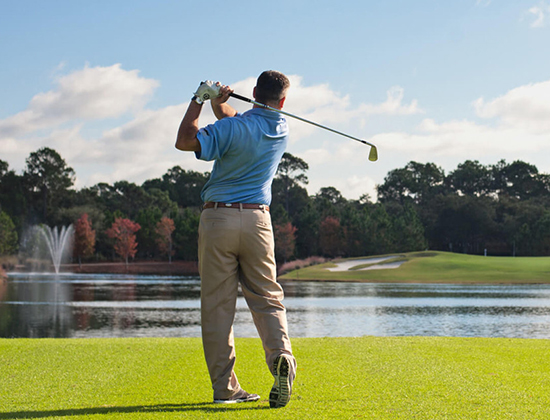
[
  {"left": 278, "top": 96, "right": 286, "bottom": 109},
  {"left": 253, "top": 86, "right": 257, "bottom": 99}
]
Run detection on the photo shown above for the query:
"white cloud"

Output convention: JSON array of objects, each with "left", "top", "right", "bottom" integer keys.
[
  {"left": 358, "top": 86, "right": 423, "bottom": 116},
  {"left": 70, "top": 103, "right": 216, "bottom": 187},
  {"left": 473, "top": 80, "right": 550, "bottom": 131},
  {"left": 285, "top": 78, "right": 421, "bottom": 119},
  {"left": 343, "top": 174, "right": 378, "bottom": 200},
  {"left": 370, "top": 78, "right": 550, "bottom": 158},
  {"left": 363, "top": 111, "right": 550, "bottom": 163},
  {"left": 0, "top": 64, "right": 158, "bottom": 137},
  {"left": 525, "top": 2, "right": 550, "bottom": 28}
]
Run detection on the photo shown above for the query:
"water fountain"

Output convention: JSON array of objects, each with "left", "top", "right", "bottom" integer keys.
[{"left": 39, "top": 225, "right": 74, "bottom": 274}]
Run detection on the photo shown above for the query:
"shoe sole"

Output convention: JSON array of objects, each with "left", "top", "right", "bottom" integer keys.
[
  {"left": 214, "top": 394, "right": 260, "bottom": 404},
  {"left": 269, "top": 355, "right": 291, "bottom": 408}
]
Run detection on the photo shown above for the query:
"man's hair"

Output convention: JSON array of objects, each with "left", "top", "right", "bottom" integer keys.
[{"left": 255, "top": 70, "right": 290, "bottom": 105}]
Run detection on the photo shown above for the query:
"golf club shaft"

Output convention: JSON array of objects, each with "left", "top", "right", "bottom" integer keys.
[{"left": 229, "top": 92, "right": 378, "bottom": 151}]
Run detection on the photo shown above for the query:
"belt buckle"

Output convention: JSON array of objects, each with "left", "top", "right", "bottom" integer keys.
[{"left": 225, "top": 203, "right": 232, "bottom": 207}]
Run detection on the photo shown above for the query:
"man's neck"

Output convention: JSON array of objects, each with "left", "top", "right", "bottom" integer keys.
[{"left": 253, "top": 102, "right": 280, "bottom": 110}]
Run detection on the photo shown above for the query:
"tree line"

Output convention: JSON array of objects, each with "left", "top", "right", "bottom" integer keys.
[{"left": 1, "top": 147, "right": 549, "bottom": 267}]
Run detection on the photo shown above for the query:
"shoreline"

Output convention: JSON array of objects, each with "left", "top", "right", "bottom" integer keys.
[
  {"left": 11, "top": 261, "right": 199, "bottom": 276},
  {"left": 7, "top": 252, "right": 550, "bottom": 284}
]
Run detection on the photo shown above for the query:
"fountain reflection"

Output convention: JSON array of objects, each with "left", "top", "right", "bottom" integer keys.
[{"left": 4, "top": 277, "right": 72, "bottom": 337}]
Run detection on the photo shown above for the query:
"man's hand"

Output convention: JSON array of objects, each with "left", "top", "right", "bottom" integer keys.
[
  {"left": 211, "top": 84, "right": 233, "bottom": 107},
  {"left": 211, "top": 84, "right": 237, "bottom": 120},
  {"left": 193, "top": 81, "right": 221, "bottom": 104}
]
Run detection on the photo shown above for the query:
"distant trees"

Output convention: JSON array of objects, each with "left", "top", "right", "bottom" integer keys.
[
  {"left": 319, "top": 216, "right": 345, "bottom": 258},
  {"left": 377, "top": 161, "right": 446, "bottom": 204},
  {"left": 273, "top": 153, "right": 309, "bottom": 215},
  {"left": 155, "top": 217, "right": 175, "bottom": 263},
  {"left": 377, "top": 159, "right": 550, "bottom": 256},
  {"left": 0, "top": 211, "right": 18, "bottom": 256},
  {"left": 1, "top": 160, "right": 27, "bottom": 232},
  {"left": 106, "top": 218, "right": 141, "bottom": 267},
  {"left": 73, "top": 214, "right": 96, "bottom": 267},
  {"left": 24, "top": 147, "right": 75, "bottom": 221},
  {"left": 274, "top": 222, "right": 297, "bottom": 262},
  {"left": 2, "top": 147, "right": 550, "bottom": 264}
]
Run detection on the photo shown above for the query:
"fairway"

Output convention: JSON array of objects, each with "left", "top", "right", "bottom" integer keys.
[
  {"left": 279, "top": 251, "right": 550, "bottom": 283},
  {"left": 1, "top": 336, "right": 549, "bottom": 419}
]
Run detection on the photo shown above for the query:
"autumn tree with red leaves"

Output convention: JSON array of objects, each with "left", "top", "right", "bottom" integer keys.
[
  {"left": 73, "top": 213, "right": 96, "bottom": 267},
  {"left": 155, "top": 216, "right": 175, "bottom": 263},
  {"left": 274, "top": 222, "right": 297, "bottom": 263},
  {"left": 319, "top": 216, "right": 345, "bottom": 258},
  {"left": 106, "top": 218, "right": 141, "bottom": 268}
]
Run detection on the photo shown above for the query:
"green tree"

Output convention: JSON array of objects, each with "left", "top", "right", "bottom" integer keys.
[
  {"left": 430, "top": 195, "right": 497, "bottom": 254},
  {"left": 366, "top": 205, "right": 394, "bottom": 255},
  {"left": 272, "top": 153, "right": 309, "bottom": 214},
  {"left": 507, "top": 200, "right": 548, "bottom": 256},
  {"left": 143, "top": 166, "right": 208, "bottom": 208},
  {"left": 174, "top": 208, "right": 200, "bottom": 260},
  {"left": 340, "top": 202, "right": 369, "bottom": 257},
  {"left": 388, "top": 203, "right": 427, "bottom": 252},
  {"left": 105, "top": 181, "right": 151, "bottom": 220},
  {"left": 294, "top": 202, "right": 320, "bottom": 258},
  {"left": 315, "top": 187, "right": 347, "bottom": 220},
  {"left": 0, "top": 160, "right": 27, "bottom": 232},
  {"left": 23, "top": 147, "right": 75, "bottom": 222},
  {"left": 447, "top": 160, "right": 492, "bottom": 196},
  {"left": 532, "top": 211, "right": 550, "bottom": 255},
  {"left": 0, "top": 211, "right": 18, "bottom": 255},
  {"left": 135, "top": 206, "right": 163, "bottom": 258},
  {"left": 377, "top": 161, "right": 446, "bottom": 205},
  {"left": 491, "top": 160, "right": 548, "bottom": 200}
]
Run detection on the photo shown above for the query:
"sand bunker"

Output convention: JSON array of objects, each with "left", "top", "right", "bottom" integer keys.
[{"left": 326, "top": 256, "right": 405, "bottom": 272}]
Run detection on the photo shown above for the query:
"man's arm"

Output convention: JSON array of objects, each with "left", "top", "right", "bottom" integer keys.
[
  {"left": 175, "top": 101, "right": 202, "bottom": 152},
  {"left": 211, "top": 84, "right": 238, "bottom": 120}
]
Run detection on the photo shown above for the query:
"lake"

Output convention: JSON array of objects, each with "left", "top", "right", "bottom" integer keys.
[{"left": 2, "top": 273, "right": 550, "bottom": 339}]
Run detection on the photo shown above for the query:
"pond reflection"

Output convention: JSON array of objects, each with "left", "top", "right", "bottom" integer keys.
[{"left": 3, "top": 273, "right": 550, "bottom": 339}]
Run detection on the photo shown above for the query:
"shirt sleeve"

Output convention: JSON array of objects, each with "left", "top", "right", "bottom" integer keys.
[{"left": 195, "top": 116, "right": 238, "bottom": 162}]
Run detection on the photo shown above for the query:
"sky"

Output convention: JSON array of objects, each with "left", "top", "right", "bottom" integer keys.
[{"left": 1, "top": 0, "right": 550, "bottom": 201}]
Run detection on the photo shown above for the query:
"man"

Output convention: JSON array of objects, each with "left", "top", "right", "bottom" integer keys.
[{"left": 175, "top": 71, "right": 296, "bottom": 408}]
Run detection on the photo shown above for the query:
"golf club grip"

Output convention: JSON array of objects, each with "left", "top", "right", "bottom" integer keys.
[{"left": 229, "top": 92, "right": 252, "bottom": 103}]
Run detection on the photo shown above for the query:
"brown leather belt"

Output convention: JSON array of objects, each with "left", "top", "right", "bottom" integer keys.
[{"left": 203, "top": 202, "right": 269, "bottom": 211}]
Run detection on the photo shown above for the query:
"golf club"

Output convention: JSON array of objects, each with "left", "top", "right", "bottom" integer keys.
[{"left": 229, "top": 92, "right": 378, "bottom": 162}]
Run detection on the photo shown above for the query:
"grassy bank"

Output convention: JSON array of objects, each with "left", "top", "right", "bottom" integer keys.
[
  {"left": 279, "top": 251, "right": 550, "bottom": 283},
  {"left": 1, "top": 336, "right": 549, "bottom": 419}
]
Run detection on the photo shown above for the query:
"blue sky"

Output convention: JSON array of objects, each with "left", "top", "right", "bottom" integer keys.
[{"left": 1, "top": 0, "right": 550, "bottom": 200}]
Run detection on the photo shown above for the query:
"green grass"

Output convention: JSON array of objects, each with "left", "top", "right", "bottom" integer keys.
[
  {"left": 1, "top": 337, "right": 550, "bottom": 419},
  {"left": 279, "top": 251, "right": 550, "bottom": 283}
]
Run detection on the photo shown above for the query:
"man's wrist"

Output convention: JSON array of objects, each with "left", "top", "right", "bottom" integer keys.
[{"left": 191, "top": 95, "right": 204, "bottom": 105}]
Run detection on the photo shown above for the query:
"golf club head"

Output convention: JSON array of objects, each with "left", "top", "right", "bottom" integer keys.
[{"left": 368, "top": 146, "right": 378, "bottom": 162}]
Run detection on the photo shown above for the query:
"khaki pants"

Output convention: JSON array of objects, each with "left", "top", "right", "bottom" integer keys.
[{"left": 198, "top": 206, "right": 295, "bottom": 400}]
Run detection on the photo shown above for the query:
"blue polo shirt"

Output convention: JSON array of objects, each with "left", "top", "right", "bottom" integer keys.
[{"left": 196, "top": 108, "right": 288, "bottom": 205}]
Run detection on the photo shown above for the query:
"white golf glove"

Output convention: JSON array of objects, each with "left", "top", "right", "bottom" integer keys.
[{"left": 193, "top": 80, "right": 221, "bottom": 104}]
